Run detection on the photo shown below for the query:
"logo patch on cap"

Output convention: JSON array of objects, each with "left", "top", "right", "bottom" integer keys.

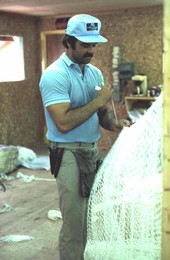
[{"left": 86, "top": 23, "right": 98, "bottom": 31}]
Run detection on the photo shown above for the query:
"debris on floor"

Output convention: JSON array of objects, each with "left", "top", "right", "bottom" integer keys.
[
  {"left": 0, "top": 235, "right": 35, "bottom": 243},
  {"left": 16, "top": 172, "right": 55, "bottom": 183},
  {"left": 0, "top": 204, "right": 14, "bottom": 214},
  {"left": 48, "top": 209, "right": 62, "bottom": 220},
  {"left": 17, "top": 154, "right": 50, "bottom": 170}
]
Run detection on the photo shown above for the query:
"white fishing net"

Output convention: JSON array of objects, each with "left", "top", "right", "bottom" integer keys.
[{"left": 84, "top": 95, "right": 162, "bottom": 260}]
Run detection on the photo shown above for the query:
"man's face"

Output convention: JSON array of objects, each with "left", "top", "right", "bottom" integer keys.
[{"left": 69, "top": 40, "right": 97, "bottom": 65}]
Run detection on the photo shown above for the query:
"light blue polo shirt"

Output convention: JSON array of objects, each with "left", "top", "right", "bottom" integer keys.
[{"left": 39, "top": 53, "right": 104, "bottom": 143}]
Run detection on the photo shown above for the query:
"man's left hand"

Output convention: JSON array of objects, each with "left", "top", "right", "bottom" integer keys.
[{"left": 115, "top": 119, "right": 131, "bottom": 128}]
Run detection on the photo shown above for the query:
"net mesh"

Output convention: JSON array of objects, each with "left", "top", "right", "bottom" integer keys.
[
  {"left": 0, "top": 145, "right": 18, "bottom": 175},
  {"left": 84, "top": 95, "right": 162, "bottom": 260}
]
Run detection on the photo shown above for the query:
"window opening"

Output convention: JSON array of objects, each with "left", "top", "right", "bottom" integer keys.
[{"left": 0, "top": 35, "right": 25, "bottom": 82}]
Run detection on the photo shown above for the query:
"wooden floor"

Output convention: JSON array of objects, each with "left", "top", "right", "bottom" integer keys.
[{"left": 0, "top": 145, "right": 62, "bottom": 260}]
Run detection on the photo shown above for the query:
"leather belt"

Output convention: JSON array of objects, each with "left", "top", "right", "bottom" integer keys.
[{"left": 48, "top": 141, "right": 97, "bottom": 149}]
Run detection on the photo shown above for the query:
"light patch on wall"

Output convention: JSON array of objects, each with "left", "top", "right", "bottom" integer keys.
[{"left": 0, "top": 35, "right": 25, "bottom": 82}]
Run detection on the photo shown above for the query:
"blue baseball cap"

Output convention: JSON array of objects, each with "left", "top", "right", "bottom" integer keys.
[{"left": 66, "top": 14, "right": 108, "bottom": 43}]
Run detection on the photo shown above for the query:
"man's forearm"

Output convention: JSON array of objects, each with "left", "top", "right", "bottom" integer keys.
[
  {"left": 48, "top": 84, "right": 115, "bottom": 133},
  {"left": 98, "top": 108, "right": 131, "bottom": 131},
  {"left": 98, "top": 109, "right": 116, "bottom": 131},
  {"left": 53, "top": 97, "right": 105, "bottom": 133}
]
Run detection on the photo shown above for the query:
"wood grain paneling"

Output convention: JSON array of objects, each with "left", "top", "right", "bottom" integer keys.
[{"left": 0, "top": 12, "right": 43, "bottom": 147}]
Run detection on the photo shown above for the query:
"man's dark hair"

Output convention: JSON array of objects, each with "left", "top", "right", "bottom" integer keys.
[{"left": 62, "top": 35, "right": 77, "bottom": 49}]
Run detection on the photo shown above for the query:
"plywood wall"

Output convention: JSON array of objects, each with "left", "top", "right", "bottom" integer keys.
[
  {"left": 96, "top": 6, "right": 163, "bottom": 87},
  {"left": 0, "top": 12, "right": 43, "bottom": 147}
]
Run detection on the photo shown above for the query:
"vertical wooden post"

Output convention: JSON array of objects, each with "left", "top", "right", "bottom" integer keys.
[
  {"left": 40, "top": 32, "right": 47, "bottom": 72},
  {"left": 162, "top": 0, "right": 170, "bottom": 259}
]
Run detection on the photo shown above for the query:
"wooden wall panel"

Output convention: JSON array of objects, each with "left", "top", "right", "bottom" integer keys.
[{"left": 0, "top": 12, "right": 43, "bottom": 147}]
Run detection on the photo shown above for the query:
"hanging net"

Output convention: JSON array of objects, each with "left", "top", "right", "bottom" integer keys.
[{"left": 84, "top": 95, "right": 162, "bottom": 260}]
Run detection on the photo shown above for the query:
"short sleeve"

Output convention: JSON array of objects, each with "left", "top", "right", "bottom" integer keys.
[{"left": 39, "top": 69, "right": 71, "bottom": 107}]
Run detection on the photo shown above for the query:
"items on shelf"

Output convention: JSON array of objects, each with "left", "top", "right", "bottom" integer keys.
[{"left": 112, "top": 46, "right": 121, "bottom": 101}]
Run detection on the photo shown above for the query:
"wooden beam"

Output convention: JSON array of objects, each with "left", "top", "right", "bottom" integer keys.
[{"left": 162, "top": 0, "right": 170, "bottom": 259}]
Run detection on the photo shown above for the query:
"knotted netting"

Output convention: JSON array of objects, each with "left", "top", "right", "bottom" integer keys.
[{"left": 84, "top": 95, "right": 162, "bottom": 260}]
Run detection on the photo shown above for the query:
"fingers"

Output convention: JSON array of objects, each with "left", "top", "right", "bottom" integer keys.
[
  {"left": 105, "top": 84, "right": 113, "bottom": 90},
  {"left": 122, "top": 119, "right": 131, "bottom": 127},
  {"left": 96, "top": 84, "right": 115, "bottom": 105},
  {"left": 104, "top": 84, "right": 114, "bottom": 96}
]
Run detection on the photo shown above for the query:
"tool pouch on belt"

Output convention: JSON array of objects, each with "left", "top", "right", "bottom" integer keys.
[
  {"left": 48, "top": 147, "right": 64, "bottom": 178},
  {"left": 72, "top": 148, "right": 103, "bottom": 198}
]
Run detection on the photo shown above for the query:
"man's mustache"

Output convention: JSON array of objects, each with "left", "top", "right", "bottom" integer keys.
[{"left": 83, "top": 53, "right": 93, "bottom": 58}]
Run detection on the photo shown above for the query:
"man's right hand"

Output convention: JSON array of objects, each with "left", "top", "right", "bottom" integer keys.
[{"left": 96, "top": 84, "right": 115, "bottom": 106}]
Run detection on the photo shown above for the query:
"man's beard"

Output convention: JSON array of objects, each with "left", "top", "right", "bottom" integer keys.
[{"left": 72, "top": 52, "right": 93, "bottom": 64}]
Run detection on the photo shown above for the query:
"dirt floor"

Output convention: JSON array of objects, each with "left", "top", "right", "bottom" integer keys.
[{"left": 0, "top": 145, "right": 62, "bottom": 260}]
